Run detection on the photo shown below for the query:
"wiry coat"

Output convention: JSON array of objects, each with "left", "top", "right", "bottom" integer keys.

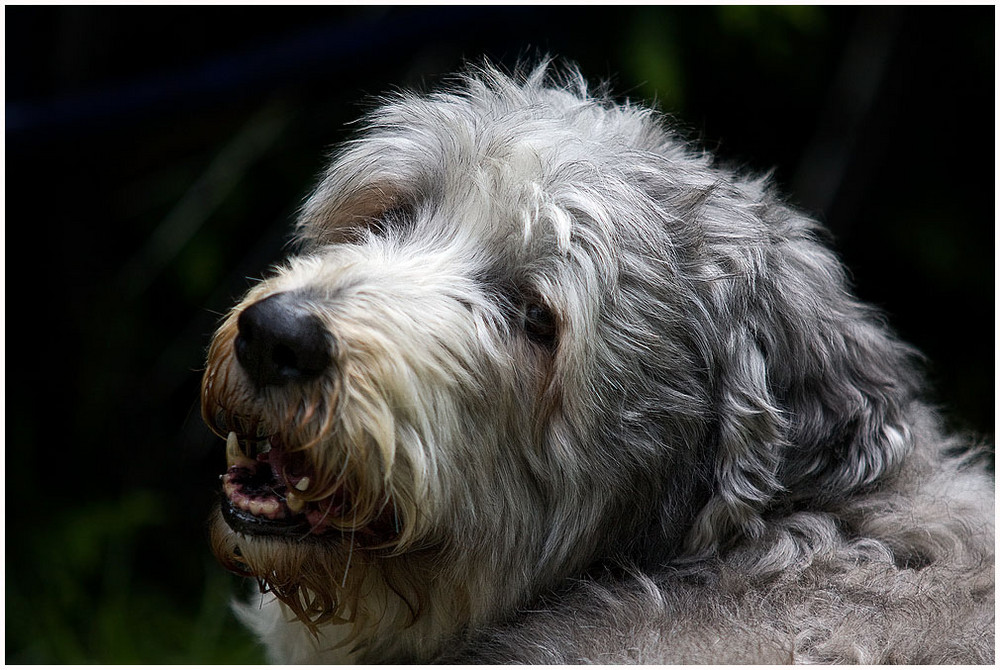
[{"left": 201, "top": 63, "right": 993, "bottom": 663}]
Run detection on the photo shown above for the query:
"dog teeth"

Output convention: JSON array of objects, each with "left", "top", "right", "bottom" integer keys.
[
  {"left": 285, "top": 478, "right": 310, "bottom": 513},
  {"left": 225, "top": 431, "right": 255, "bottom": 468},
  {"left": 286, "top": 491, "right": 306, "bottom": 513},
  {"left": 226, "top": 430, "right": 240, "bottom": 453},
  {"left": 247, "top": 498, "right": 280, "bottom": 516},
  {"left": 226, "top": 431, "right": 242, "bottom": 465}
]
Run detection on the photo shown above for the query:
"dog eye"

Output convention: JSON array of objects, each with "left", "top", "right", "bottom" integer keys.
[{"left": 523, "top": 302, "right": 558, "bottom": 347}]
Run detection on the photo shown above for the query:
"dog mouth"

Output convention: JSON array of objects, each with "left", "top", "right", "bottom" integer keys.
[
  {"left": 220, "top": 431, "right": 352, "bottom": 539},
  {"left": 220, "top": 429, "right": 404, "bottom": 545}
]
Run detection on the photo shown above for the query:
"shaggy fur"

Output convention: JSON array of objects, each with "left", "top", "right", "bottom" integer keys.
[{"left": 201, "top": 62, "right": 993, "bottom": 664}]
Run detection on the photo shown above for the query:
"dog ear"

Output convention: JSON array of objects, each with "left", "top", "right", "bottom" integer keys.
[{"left": 687, "top": 206, "right": 920, "bottom": 552}]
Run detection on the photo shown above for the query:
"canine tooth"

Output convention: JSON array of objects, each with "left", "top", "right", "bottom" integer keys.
[
  {"left": 226, "top": 431, "right": 243, "bottom": 466},
  {"left": 286, "top": 491, "right": 305, "bottom": 513},
  {"left": 294, "top": 477, "right": 310, "bottom": 491},
  {"left": 225, "top": 431, "right": 256, "bottom": 469}
]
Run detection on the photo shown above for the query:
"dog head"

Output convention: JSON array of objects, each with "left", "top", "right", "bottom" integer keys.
[{"left": 202, "top": 62, "right": 919, "bottom": 657}]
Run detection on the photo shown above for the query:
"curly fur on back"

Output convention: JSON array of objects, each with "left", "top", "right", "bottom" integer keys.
[{"left": 204, "top": 61, "right": 993, "bottom": 663}]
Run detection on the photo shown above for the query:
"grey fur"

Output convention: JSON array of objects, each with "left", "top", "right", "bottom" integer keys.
[{"left": 202, "top": 61, "right": 993, "bottom": 663}]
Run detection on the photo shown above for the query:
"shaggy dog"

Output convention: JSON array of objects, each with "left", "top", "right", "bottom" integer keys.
[{"left": 201, "top": 62, "right": 993, "bottom": 663}]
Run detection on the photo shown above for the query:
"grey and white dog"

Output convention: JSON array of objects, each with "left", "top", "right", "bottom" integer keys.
[{"left": 201, "top": 62, "right": 993, "bottom": 663}]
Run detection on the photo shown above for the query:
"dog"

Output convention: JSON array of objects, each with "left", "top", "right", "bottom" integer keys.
[{"left": 201, "top": 61, "right": 993, "bottom": 663}]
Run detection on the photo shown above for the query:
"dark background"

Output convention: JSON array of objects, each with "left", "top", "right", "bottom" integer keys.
[{"left": 6, "top": 6, "right": 993, "bottom": 663}]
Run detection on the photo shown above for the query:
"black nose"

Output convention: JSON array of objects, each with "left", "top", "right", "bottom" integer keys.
[{"left": 234, "top": 292, "right": 332, "bottom": 387}]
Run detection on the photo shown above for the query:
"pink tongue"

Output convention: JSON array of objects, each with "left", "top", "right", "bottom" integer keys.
[{"left": 259, "top": 447, "right": 305, "bottom": 482}]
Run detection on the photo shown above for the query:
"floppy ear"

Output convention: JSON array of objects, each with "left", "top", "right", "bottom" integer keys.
[{"left": 687, "top": 207, "right": 920, "bottom": 552}]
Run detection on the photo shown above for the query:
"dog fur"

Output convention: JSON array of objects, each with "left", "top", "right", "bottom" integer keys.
[{"left": 201, "top": 62, "right": 994, "bottom": 663}]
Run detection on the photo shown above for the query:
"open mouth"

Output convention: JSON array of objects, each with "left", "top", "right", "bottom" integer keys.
[
  {"left": 220, "top": 431, "right": 349, "bottom": 539},
  {"left": 219, "top": 430, "right": 402, "bottom": 545}
]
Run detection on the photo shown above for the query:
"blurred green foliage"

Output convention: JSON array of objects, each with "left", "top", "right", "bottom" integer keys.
[
  {"left": 624, "top": 8, "right": 687, "bottom": 111},
  {"left": 623, "top": 6, "right": 825, "bottom": 114},
  {"left": 6, "top": 491, "right": 264, "bottom": 663}
]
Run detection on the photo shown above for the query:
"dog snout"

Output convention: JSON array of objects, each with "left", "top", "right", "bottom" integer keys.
[{"left": 234, "top": 292, "right": 332, "bottom": 387}]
